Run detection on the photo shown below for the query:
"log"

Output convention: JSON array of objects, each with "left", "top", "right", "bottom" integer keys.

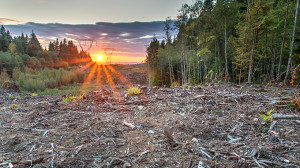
[{"left": 272, "top": 114, "right": 299, "bottom": 120}]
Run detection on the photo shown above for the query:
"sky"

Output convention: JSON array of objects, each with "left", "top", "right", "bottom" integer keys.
[{"left": 0, "top": 0, "right": 192, "bottom": 63}]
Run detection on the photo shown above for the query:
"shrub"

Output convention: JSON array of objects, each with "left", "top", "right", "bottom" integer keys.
[
  {"left": 126, "top": 87, "right": 141, "bottom": 96},
  {"left": 62, "top": 96, "right": 76, "bottom": 102},
  {"left": 170, "top": 82, "right": 180, "bottom": 88},
  {"left": 12, "top": 68, "right": 22, "bottom": 81},
  {"left": 11, "top": 104, "right": 19, "bottom": 109},
  {"left": 0, "top": 69, "right": 9, "bottom": 81},
  {"left": 45, "top": 79, "right": 57, "bottom": 89},
  {"left": 20, "top": 76, "right": 46, "bottom": 92}
]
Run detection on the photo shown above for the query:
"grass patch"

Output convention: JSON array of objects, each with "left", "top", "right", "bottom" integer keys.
[{"left": 35, "top": 83, "right": 101, "bottom": 96}]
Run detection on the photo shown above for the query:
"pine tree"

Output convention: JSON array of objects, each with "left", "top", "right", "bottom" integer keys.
[
  {"left": 27, "top": 30, "right": 42, "bottom": 57},
  {"left": 0, "top": 25, "right": 13, "bottom": 52}
]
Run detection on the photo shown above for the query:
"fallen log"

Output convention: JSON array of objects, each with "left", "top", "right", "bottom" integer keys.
[{"left": 272, "top": 114, "right": 299, "bottom": 120}]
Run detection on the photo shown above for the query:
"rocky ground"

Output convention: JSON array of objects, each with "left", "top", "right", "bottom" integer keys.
[{"left": 0, "top": 83, "right": 299, "bottom": 168}]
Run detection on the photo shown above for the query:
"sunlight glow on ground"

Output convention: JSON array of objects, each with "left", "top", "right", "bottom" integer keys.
[
  {"left": 96, "top": 65, "right": 102, "bottom": 89},
  {"left": 77, "top": 50, "right": 141, "bottom": 96},
  {"left": 102, "top": 64, "right": 117, "bottom": 92},
  {"left": 80, "top": 63, "right": 97, "bottom": 92},
  {"left": 107, "top": 65, "right": 133, "bottom": 87}
]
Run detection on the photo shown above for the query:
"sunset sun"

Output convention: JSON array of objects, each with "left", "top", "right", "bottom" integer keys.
[{"left": 98, "top": 55, "right": 103, "bottom": 60}]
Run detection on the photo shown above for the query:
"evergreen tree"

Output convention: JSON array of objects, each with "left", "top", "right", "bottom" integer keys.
[
  {"left": 0, "top": 25, "right": 13, "bottom": 52},
  {"left": 27, "top": 30, "right": 42, "bottom": 57}
]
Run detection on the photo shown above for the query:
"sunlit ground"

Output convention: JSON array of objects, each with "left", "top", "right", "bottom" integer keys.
[
  {"left": 74, "top": 57, "right": 138, "bottom": 97},
  {"left": 35, "top": 53, "right": 146, "bottom": 96}
]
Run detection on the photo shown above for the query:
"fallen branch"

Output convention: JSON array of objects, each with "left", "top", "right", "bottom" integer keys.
[
  {"left": 134, "top": 150, "right": 150, "bottom": 162},
  {"left": 268, "top": 121, "right": 277, "bottom": 133},
  {"left": 253, "top": 157, "right": 265, "bottom": 168},
  {"left": 10, "top": 157, "right": 46, "bottom": 166},
  {"left": 199, "top": 148, "right": 212, "bottom": 159},
  {"left": 272, "top": 114, "right": 299, "bottom": 120},
  {"left": 123, "top": 121, "right": 135, "bottom": 129}
]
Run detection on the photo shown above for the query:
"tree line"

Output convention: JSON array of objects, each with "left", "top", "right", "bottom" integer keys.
[
  {"left": 0, "top": 25, "right": 91, "bottom": 75},
  {"left": 146, "top": 0, "right": 299, "bottom": 86},
  {"left": 0, "top": 25, "right": 92, "bottom": 91}
]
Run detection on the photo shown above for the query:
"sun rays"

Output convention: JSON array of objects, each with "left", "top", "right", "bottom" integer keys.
[
  {"left": 76, "top": 60, "right": 134, "bottom": 97},
  {"left": 80, "top": 63, "right": 97, "bottom": 92},
  {"left": 102, "top": 64, "right": 117, "bottom": 92},
  {"left": 107, "top": 65, "right": 133, "bottom": 87}
]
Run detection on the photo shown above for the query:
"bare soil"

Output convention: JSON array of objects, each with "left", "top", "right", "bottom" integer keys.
[{"left": 0, "top": 82, "right": 299, "bottom": 167}]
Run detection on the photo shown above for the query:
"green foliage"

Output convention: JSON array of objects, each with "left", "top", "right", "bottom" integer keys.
[
  {"left": 126, "top": 87, "right": 141, "bottom": 96},
  {"left": 62, "top": 96, "right": 76, "bottom": 102},
  {"left": 15, "top": 67, "right": 86, "bottom": 92},
  {"left": 8, "top": 43, "right": 17, "bottom": 56},
  {"left": 197, "top": 48, "right": 211, "bottom": 57},
  {"left": 259, "top": 109, "right": 275, "bottom": 121},
  {"left": 0, "top": 25, "right": 12, "bottom": 52},
  {"left": 170, "top": 82, "right": 180, "bottom": 88},
  {"left": 9, "top": 95, "right": 13, "bottom": 98},
  {"left": 150, "top": 78, "right": 162, "bottom": 86},
  {"left": 0, "top": 69, "right": 9, "bottom": 86},
  {"left": 62, "top": 95, "right": 82, "bottom": 102},
  {"left": 27, "top": 31, "right": 42, "bottom": 57},
  {"left": 144, "top": 0, "right": 299, "bottom": 85},
  {"left": 10, "top": 104, "right": 19, "bottom": 109}
]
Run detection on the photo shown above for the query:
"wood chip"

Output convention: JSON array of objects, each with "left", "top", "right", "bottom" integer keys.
[{"left": 123, "top": 121, "right": 135, "bottom": 129}]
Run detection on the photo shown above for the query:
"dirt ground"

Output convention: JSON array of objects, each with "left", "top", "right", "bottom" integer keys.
[{"left": 0, "top": 82, "right": 299, "bottom": 167}]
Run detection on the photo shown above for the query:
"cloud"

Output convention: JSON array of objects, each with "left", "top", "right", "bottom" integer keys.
[
  {"left": 139, "top": 35, "right": 154, "bottom": 39},
  {"left": 0, "top": 18, "right": 24, "bottom": 25},
  {"left": 5, "top": 21, "right": 166, "bottom": 61},
  {"left": 120, "top": 33, "right": 131, "bottom": 37}
]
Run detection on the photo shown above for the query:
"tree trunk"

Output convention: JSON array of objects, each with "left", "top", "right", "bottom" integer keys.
[
  {"left": 239, "top": 65, "right": 242, "bottom": 85},
  {"left": 284, "top": 0, "right": 299, "bottom": 84},
  {"left": 247, "top": 40, "right": 254, "bottom": 83},
  {"left": 270, "top": 48, "right": 276, "bottom": 81},
  {"left": 217, "top": 41, "right": 221, "bottom": 73},
  {"left": 181, "top": 37, "right": 186, "bottom": 85},
  {"left": 215, "top": 38, "right": 218, "bottom": 73},
  {"left": 167, "top": 48, "right": 173, "bottom": 84},
  {"left": 239, "top": 1, "right": 249, "bottom": 84},
  {"left": 148, "top": 61, "right": 151, "bottom": 87},
  {"left": 224, "top": 16, "right": 229, "bottom": 81},
  {"left": 248, "top": 29, "right": 257, "bottom": 83},
  {"left": 277, "top": 0, "right": 289, "bottom": 82},
  {"left": 160, "top": 63, "right": 163, "bottom": 85}
]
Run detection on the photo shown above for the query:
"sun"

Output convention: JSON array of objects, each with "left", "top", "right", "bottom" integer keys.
[{"left": 98, "top": 55, "right": 103, "bottom": 60}]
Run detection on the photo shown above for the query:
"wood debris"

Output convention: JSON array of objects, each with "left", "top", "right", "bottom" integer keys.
[{"left": 0, "top": 84, "right": 299, "bottom": 167}]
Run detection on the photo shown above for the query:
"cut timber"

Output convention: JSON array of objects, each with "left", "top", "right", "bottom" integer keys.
[
  {"left": 191, "top": 95, "right": 206, "bottom": 100},
  {"left": 272, "top": 114, "right": 299, "bottom": 120}
]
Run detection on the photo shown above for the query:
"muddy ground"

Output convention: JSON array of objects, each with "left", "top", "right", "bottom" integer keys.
[{"left": 0, "top": 82, "right": 299, "bottom": 168}]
